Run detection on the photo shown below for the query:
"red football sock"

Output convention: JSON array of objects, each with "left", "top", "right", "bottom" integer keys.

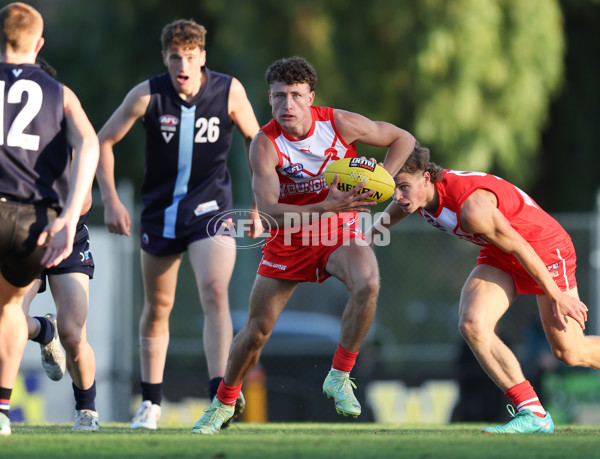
[
  {"left": 505, "top": 380, "right": 546, "bottom": 418},
  {"left": 216, "top": 380, "right": 243, "bottom": 405},
  {"left": 331, "top": 343, "right": 359, "bottom": 373}
]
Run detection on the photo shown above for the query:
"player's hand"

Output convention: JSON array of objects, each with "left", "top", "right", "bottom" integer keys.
[
  {"left": 246, "top": 207, "right": 264, "bottom": 238},
  {"left": 325, "top": 174, "right": 378, "bottom": 213},
  {"left": 104, "top": 199, "right": 132, "bottom": 236},
  {"left": 552, "top": 293, "right": 588, "bottom": 332},
  {"left": 37, "top": 217, "right": 76, "bottom": 268}
]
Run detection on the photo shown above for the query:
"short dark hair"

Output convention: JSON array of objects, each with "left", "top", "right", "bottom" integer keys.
[{"left": 265, "top": 56, "right": 317, "bottom": 91}]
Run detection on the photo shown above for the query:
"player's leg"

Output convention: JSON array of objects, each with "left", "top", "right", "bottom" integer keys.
[
  {"left": 130, "top": 250, "right": 181, "bottom": 429},
  {"left": 49, "top": 272, "right": 98, "bottom": 430},
  {"left": 21, "top": 277, "right": 66, "bottom": 381},
  {"left": 538, "top": 286, "right": 600, "bottom": 368},
  {"left": 188, "top": 235, "right": 235, "bottom": 387},
  {"left": 460, "top": 265, "right": 553, "bottom": 433},
  {"left": 322, "top": 240, "right": 379, "bottom": 418},
  {"left": 191, "top": 275, "right": 297, "bottom": 434},
  {"left": 0, "top": 273, "right": 32, "bottom": 435}
]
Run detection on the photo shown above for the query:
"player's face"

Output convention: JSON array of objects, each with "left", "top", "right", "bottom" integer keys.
[
  {"left": 163, "top": 45, "right": 206, "bottom": 99},
  {"left": 392, "top": 171, "right": 433, "bottom": 213},
  {"left": 268, "top": 81, "right": 314, "bottom": 139}
]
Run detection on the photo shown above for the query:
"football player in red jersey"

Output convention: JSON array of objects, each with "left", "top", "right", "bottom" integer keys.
[
  {"left": 368, "top": 143, "right": 598, "bottom": 434},
  {"left": 192, "top": 56, "right": 415, "bottom": 434}
]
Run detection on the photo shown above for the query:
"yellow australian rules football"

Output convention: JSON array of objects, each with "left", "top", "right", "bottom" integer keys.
[{"left": 324, "top": 157, "right": 395, "bottom": 203}]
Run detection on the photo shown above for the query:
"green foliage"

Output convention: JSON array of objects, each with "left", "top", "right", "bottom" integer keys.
[{"left": 27, "top": 0, "right": 565, "bottom": 192}]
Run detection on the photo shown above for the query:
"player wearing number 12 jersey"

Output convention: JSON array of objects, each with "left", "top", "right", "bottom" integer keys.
[
  {"left": 0, "top": 2, "right": 99, "bottom": 436},
  {"left": 96, "top": 19, "right": 260, "bottom": 430},
  {"left": 369, "top": 143, "right": 600, "bottom": 434}
]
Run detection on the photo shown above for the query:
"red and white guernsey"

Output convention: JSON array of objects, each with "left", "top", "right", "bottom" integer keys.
[
  {"left": 261, "top": 106, "right": 357, "bottom": 206},
  {"left": 418, "top": 170, "right": 576, "bottom": 293}
]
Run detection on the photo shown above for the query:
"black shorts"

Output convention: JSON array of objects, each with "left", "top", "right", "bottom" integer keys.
[
  {"left": 140, "top": 216, "right": 234, "bottom": 256},
  {"left": 0, "top": 198, "right": 58, "bottom": 287},
  {"left": 37, "top": 214, "right": 94, "bottom": 293}
]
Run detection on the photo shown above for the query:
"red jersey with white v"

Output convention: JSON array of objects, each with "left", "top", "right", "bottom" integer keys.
[
  {"left": 417, "top": 170, "right": 576, "bottom": 293},
  {"left": 261, "top": 106, "right": 357, "bottom": 206}
]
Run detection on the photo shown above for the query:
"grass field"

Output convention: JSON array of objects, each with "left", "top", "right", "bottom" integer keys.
[{"left": 2, "top": 423, "right": 600, "bottom": 458}]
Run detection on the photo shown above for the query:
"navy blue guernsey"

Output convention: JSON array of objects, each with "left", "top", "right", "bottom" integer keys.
[
  {"left": 141, "top": 69, "right": 235, "bottom": 238},
  {"left": 0, "top": 63, "right": 70, "bottom": 210}
]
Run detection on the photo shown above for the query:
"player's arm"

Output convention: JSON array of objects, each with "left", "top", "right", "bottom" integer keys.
[
  {"left": 96, "top": 81, "right": 151, "bottom": 236},
  {"left": 38, "top": 86, "right": 100, "bottom": 268},
  {"left": 365, "top": 199, "right": 411, "bottom": 245},
  {"left": 250, "top": 132, "right": 376, "bottom": 227},
  {"left": 460, "top": 190, "right": 588, "bottom": 331},
  {"left": 334, "top": 109, "right": 415, "bottom": 177},
  {"left": 228, "top": 77, "right": 263, "bottom": 237}
]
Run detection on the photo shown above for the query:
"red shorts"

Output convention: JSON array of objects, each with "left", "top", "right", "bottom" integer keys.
[
  {"left": 476, "top": 240, "right": 577, "bottom": 295},
  {"left": 258, "top": 212, "right": 363, "bottom": 283}
]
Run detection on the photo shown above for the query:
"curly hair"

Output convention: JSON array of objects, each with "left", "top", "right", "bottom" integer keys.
[
  {"left": 161, "top": 19, "right": 206, "bottom": 52},
  {"left": 398, "top": 142, "right": 445, "bottom": 183},
  {"left": 265, "top": 56, "right": 317, "bottom": 91}
]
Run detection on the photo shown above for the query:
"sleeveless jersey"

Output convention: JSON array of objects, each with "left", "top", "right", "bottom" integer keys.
[
  {"left": 0, "top": 62, "right": 70, "bottom": 210},
  {"left": 261, "top": 106, "right": 358, "bottom": 240},
  {"left": 417, "top": 170, "right": 571, "bottom": 258},
  {"left": 141, "top": 69, "right": 235, "bottom": 239}
]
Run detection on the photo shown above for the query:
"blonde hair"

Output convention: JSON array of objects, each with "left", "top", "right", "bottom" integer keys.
[{"left": 0, "top": 2, "right": 43, "bottom": 55}]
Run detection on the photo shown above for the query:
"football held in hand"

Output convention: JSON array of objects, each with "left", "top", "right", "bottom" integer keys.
[{"left": 324, "top": 158, "right": 395, "bottom": 203}]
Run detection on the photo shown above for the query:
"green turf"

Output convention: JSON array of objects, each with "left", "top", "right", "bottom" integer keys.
[{"left": 2, "top": 423, "right": 600, "bottom": 458}]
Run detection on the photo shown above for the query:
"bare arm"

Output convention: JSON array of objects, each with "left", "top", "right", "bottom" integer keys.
[
  {"left": 228, "top": 77, "right": 262, "bottom": 237},
  {"left": 250, "top": 132, "right": 376, "bottom": 227},
  {"left": 38, "top": 86, "right": 100, "bottom": 267},
  {"left": 96, "top": 81, "right": 150, "bottom": 236},
  {"left": 334, "top": 109, "right": 415, "bottom": 176},
  {"left": 461, "top": 190, "right": 588, "bottom": 331},
  {"left": 365, "top": 199, "right": 411, "bottom": 245}
]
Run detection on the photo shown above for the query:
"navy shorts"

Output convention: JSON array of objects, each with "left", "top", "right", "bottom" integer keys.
[
  {"left": 140, "top": 216, "right": 234, "bottom": 256},
  {"left": 37, "top": 213, "right": 94, "bottom": 293},
  {"left": 0, "top": 198, "right": 58, "bottom": 287}
]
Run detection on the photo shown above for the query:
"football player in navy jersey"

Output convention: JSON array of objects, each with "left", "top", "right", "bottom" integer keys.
[
  {"left": 96, "top": 19, "right": 260, "bottom": 429},
  {"left": 0, "top": 2, "right": 99, "bottom": 436}
]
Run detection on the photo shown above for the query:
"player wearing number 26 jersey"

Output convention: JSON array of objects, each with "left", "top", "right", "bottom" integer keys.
[
  {"left": 96, "top": 19, "right": 260, "bottom": 430},
  {"left": 141, "top": 70, "right": 235, "bottom": 239}
]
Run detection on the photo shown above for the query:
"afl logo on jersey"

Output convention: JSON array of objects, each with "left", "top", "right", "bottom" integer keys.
[
  {"left": 285, "top": 163, "right": 304, "bottom": 177},
  {"left": 159, "top": 115, "right": 179, "bottom": 126}
]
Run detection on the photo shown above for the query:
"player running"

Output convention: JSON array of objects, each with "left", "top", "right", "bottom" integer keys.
[
  {"left": 368, "top": 143, "right": 599, "bottom": 434},
  {"left": 0, "top": 2, "right": 99, "bottom": 436},
  {"left": 192, "top": 56, "right": 415, "bottom": 434}
]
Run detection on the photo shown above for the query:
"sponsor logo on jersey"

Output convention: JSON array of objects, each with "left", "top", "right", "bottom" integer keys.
[
  {"left": 284, "top": 163, "right": 304, "bottom": 176},
  {"left": 261, "top": 259, "right": 287, "bottom": 271},
  {"left": 280, "top": 178, "right": 328, "bottom": 198},
  {"left": 349, "top": 157, "right": 376, "bottom": 172}
]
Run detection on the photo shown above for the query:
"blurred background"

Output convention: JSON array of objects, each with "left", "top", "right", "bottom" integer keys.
[{"left": 14, "top": 0, "right": 600, "bottom": 426}]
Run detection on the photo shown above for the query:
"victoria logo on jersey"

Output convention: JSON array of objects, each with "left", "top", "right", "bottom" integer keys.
[{"left": 159, "top": 114, "right": 179, "bottom": 143}]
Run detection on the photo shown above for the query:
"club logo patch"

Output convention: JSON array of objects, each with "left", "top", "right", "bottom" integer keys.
[{"left": 159, "top": 115, "right": 179, "bottom": 126}]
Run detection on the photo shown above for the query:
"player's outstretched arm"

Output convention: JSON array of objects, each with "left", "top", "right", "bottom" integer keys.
[
  {"left": 460, "top": 190, "right": 588, "bottom": 331},
  {"left": 38, "top": 86, "right": 99, "bottom": 268},
  {"left": 96, "top": 82, "right": 150, "bottom": 236},
  {"left": 333, "top": 109, "right": 415, "bottom": 177}
]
